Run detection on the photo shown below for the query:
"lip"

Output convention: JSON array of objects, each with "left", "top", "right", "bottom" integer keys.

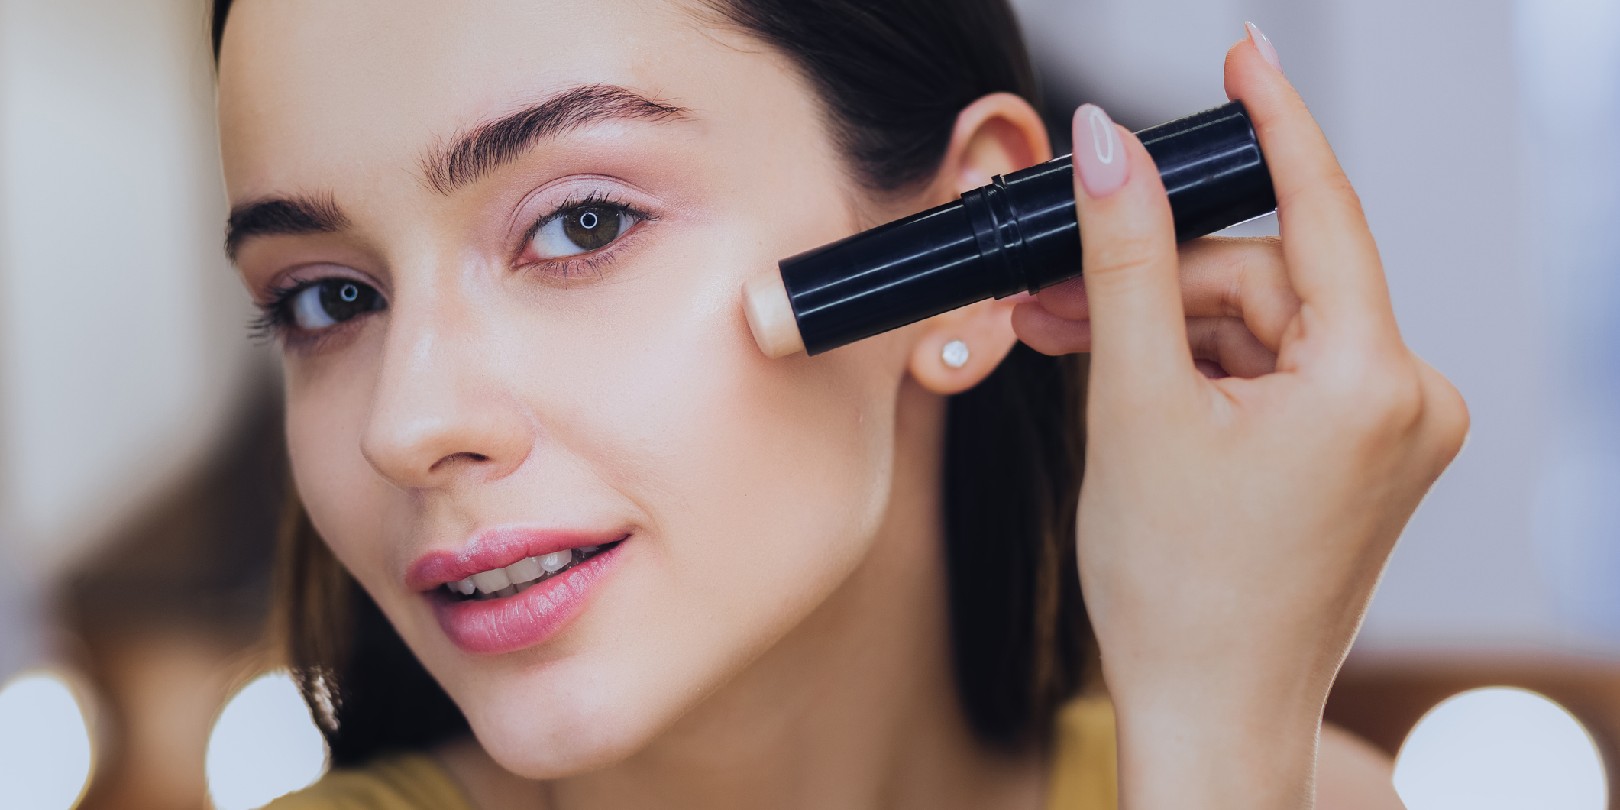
[
  {"left": 406, "top": 527, "right": 631, "bottom": 592},
  {"left": 429, "top": 541, "right": 626, "bottom": 655}
]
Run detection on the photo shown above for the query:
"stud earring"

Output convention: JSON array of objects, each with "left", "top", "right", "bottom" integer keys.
[{"left": 941, "top": 340, "right": 970, "bottom": 370}]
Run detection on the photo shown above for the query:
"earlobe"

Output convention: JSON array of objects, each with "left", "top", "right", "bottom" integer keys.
[{"left": 907, "top": 300, "right": 1020, "bottom": 396}]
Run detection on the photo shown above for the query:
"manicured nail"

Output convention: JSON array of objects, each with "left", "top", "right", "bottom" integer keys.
[
  {"left": 1245, "top": 21, "right": 1283, "bottom": 72},
  {"left": 1074, "top": 104, "right": 1128, "bottom": 198}
]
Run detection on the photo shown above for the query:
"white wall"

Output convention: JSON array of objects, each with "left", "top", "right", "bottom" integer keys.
[{"left": 1517, "top": 0, "right": 1620, "bottom": 647}]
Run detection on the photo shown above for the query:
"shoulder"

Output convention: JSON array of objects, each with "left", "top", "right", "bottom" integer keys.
[
  {"left": 1317, "top": 724, "right": 1406, "bottom": 810},
  {"left": 262, "top": 751, "right": 474, "bottom": 810},
  {"left": 1046, "top": 695, "right": 1119, "bottom": 810}
]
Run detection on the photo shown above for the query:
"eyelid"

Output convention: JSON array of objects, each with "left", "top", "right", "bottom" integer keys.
[
  {"left": 248, "top": 266, "right": 388, "bottom": 351},
  {"left": 506, "top": 175, "right": 662, "bottom": 239},
  {"left": 252, "top": 262, "right": 384, "bottom": 306},
  {"left": 512, "top": 193, "right": 656, "bottom": 275},
  {"left": 520, "top": 192, "right": 650, "bottom": 242}
]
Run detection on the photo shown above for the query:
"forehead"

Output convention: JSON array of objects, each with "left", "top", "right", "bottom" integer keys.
[{"left": 216, "top": 0, "right": 789, "bottom": 198}]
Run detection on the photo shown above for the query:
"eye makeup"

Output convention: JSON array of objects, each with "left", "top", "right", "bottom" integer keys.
[
  {"left": 514, "top": 190, "right": 657, "bottom": 280},
  {"left": 248, "top": 267, "right": 386, "bottom": 350},
  {"left": 248, "top": 181, "right": 659, "bottom": 350}
]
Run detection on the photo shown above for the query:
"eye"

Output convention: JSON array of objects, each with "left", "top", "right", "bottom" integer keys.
[
  {"left": 285, "top": 278, "right": 385, "bottom": 331},
  {"left": 529, "top": 202, "right": 638, "bottom": 259}
]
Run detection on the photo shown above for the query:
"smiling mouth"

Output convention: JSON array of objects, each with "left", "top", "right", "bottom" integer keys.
[{"left": 442, "top": 540, "right": 624, "bottom": 602}]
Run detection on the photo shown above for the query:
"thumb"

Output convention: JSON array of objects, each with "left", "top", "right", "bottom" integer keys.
[{"left": 1071, "top": 104, "right": 1195, "bottom": 397}]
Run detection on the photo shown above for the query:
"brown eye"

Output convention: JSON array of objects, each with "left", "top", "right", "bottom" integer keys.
[
  {"left": 290, "top": 279, "right": 384, "bottom": 330},
  {"left": 562, "top": 205, "right": 623, "bottom": 251},
  {"left": 532, "top": 202, "right": 633, "bottom": 259}
]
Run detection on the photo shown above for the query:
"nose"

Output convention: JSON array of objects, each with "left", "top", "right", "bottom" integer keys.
[{"left": 360, "top": 297, "right": 533, "bottom": 492}]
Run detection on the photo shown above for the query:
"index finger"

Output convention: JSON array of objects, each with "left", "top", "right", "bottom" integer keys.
[{"left": 1224, "top": 29, "right": 1398, "bottom": 338}]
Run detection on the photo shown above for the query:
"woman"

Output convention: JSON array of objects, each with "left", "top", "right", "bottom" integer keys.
[{"left": 214, "top": 0, "right": 1467, "bottom": 807}]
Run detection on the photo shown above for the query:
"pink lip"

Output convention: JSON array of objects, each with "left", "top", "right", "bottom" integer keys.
[
  {"left": 429, "top": 542, "right": 626, "bottom": 655},
  {"left": 406, "top": 527, "right": 630, "bottom": 592},
  {"left": 409, "top": 527, "right": 632, "bottom": 656}
]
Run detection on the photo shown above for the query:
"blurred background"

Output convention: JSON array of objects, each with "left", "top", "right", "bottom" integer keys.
[{"left": 0, "top": 0, "right": 1615, "bottom": 807}]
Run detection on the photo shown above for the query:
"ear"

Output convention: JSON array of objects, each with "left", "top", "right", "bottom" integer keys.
[
  {"left": 908, "top": 93, "right": 1052, "bottom": 396},
  {"left": 937, "top": 92, "right": 1053, "bottom": 196}
]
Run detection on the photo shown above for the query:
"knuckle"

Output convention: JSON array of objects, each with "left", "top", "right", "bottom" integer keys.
[
  {"left": 1367, "top": 373, "right": 1424, "bottom": 433},
  {"left": 1176, "top": 237, "right": 1291, "bottom": 322},
  {"left": 1323, "top": 348, "right": 1423, "bottom": 434},
  {"left": 1422, "top": 370, "right": 1472, "bottom": 461}
]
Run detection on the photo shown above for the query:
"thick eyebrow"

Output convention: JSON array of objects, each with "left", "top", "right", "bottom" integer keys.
[
  {"left": 224, "top": 194, "right": 350, "bottom": 262},
  {"left": 421, "top": 83, "right": 690, "bottom": 195}
]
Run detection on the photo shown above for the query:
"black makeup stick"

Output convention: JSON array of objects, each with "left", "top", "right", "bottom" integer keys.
[{"left": 743, "top": 100, "right": 1276, "bottom": 357}]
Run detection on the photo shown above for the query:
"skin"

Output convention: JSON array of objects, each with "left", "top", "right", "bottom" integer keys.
[{"left": 218, "top": 0, "right": 1461, "bottom": 807}]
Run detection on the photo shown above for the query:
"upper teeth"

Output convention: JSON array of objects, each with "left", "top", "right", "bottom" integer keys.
[{"left": 451, "top": 549, "right": 584, "bottom": 596}]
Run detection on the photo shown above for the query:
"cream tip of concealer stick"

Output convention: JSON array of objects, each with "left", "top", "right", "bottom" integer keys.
[{"left": 743, "top": 271, "right": 805, "bottom": 358}]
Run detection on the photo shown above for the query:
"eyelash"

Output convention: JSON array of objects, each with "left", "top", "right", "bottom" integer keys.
[
  {"left": 516, "top": 190, "right": 655, "bottom": 277},
  {"left": 247, "top": 192, "right": 654, "bottom": 349}
]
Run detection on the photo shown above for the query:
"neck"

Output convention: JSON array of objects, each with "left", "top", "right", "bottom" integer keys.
[{"left": 440, "top": 384, "right": 1047, "bottom": 810}]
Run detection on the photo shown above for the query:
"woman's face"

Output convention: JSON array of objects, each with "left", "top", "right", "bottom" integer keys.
[{"left": 219, "top": 0, "right": 943, "bottom": 776}]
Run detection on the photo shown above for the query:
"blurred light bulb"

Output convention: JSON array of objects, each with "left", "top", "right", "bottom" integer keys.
[
  {"left": 1394, "top": 686, "right": 1606, "bottom": 810},
  {"left": 206, "top": 670, "right": 328, "bottom": 810},
  {"left": 0, "top": 669, "right": 95, "bottom": 810}
]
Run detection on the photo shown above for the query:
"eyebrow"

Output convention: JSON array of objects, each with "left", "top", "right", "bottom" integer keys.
[
  {"left": 421, "top": 83, "right": 690, "bottom": 194},
  {"left": 223, "top": 84, "right": 689, "bottom": 261},
  {"left": 225, "top": 194, "right": 350, "bottom": 262}
]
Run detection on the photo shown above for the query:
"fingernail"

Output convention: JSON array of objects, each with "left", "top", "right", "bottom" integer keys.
[
  {"left": 1073, "top": 104, "right": 1128, "bottom": 198},
  {"left": 1245, "top": 21, "right": 1283, "bottom": 72}
]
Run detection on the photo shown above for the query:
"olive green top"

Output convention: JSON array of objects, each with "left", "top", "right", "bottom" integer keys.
[{"left": 265, "top": 697, "right": 1117, "bottom": 810}]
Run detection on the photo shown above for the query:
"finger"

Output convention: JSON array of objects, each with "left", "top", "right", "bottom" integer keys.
[
  {"left": 1011, "top": 300, "right": 1091, "bottom": 355},
  {"left": 1185, "top": 316, "right": 1278, "bottom": 379},
  {"left": 1037, "top": 238, "right": 1298, "bottom": 351},
  {"left": 1014, "top": 303, "right": 1280, "bottom": 380},
  {"left": 1177, "top": 237, "right": 1298, "bottom": 350},
  {"left": 1071, "top": 103, "right": 1195, "bottom": 395},
  {"left": 1033, "top": 275, "right": 1088, "bottom": 320},
  {"left": 1223, "top": 28, "right": 1398, "bottom": 338}
]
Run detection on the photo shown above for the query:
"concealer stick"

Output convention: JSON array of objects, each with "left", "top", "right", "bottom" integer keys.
[{"left": 743, "top": 100, "right": 1277, "bottom": 358}]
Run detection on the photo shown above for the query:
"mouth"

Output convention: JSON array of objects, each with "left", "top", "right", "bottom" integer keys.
[
  {"left": 440, "top": 540, "right": 624, "bottom": 603},
  {"left": 412, "top": 528, "right": 631, "bottom": 655}
]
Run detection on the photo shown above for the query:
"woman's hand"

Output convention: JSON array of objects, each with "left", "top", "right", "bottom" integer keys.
[
  {"left": 1011, "top": 33, "right": 1467, "bottom": 809},
  {"left": 1014, "top": 236, "right": 1298, "bottom": 380}
]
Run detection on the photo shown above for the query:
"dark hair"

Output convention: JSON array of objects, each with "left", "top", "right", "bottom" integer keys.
[{"left": 215, "top": 0, "right": 1091, "bottom": 765}]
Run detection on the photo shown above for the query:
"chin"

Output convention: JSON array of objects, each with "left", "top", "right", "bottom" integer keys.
[{"left": 460, "top": 664, "right": 677, "bottom": 779}]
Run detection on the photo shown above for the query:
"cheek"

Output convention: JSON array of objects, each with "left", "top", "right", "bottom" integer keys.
[
  {"left": 462, "top": 206, "right": 908, "bottom": 766},
  {"left": 281, "top": 350, "right": 403, "bottom": 597},
  {"left": 525, "top": 220, "right": 904, "bottom": 614}
]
